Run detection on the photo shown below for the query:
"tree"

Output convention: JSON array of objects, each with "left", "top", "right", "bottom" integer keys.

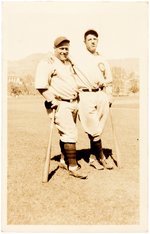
[
  {"left": 111, "top": 66, "right": 127, "bottom": 95},
  {"left": 8, "top": 83, "right": 22, "bottom": 96},
  {"left": 129, "top": 79, "right": 139, "bottom": 93}
]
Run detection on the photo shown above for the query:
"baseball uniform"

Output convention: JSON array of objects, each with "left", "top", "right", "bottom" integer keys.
[
  {"left": 35, "top": 54, "right": 79, "bottom": 143},
  {"left": 73, "top": 49, "right": 112, "bottom": 139}
]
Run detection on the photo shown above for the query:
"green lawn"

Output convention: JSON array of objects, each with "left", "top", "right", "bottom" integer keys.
[{"left": 5, "top": 95, "right": 141, "bottom": 229}]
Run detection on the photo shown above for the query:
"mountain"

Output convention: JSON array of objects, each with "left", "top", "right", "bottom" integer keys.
[
  {"left": 7, "top": 53, "right": 139, "bottom": 79},
  {"left": 7, "top": 53, "right": 45, "bottom": 78}
]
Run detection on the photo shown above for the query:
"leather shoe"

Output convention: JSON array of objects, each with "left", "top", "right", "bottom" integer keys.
[
  {"left": 99, "top": 157, "right": 114, "bottom": 169},
  {"left": 69, "top": 167, "right": 88, "bottom": 179},
  {"left": 58, "top": 161, "right": 68, "bottom": 170},
  {"left": 89, "top": 160, "right": 104, "bottom": 170}
]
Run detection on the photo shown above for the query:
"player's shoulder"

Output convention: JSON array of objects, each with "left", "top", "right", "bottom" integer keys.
[
  {"left": 97, "top": 52, "right": 109, "bottom": 63},
  {"left": 36, "top": 60, "right": 54, "bottom": 75},
  {"left": 97, "top": 52, "right": 105, "bottom": 59},
  {"left": 36, "top": 60, "right": 49, "bottom": 71},
  {"left": 38, "top": 52, "right": 56, "bottom": 67}
]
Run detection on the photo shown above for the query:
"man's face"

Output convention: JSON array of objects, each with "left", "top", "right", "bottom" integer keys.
[
  {"left": 54, "top": 43, "right": 69, "bottom": 62},
  {"left": 84, "top": 34, "right": 98, "bottom": 54}
]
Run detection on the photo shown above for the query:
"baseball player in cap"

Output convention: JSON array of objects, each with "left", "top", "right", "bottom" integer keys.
[
  {"left": 35, "top": 36, "right": 87, "bottom": 179},
  {"left": 73, "top": 29, "right": 114, "bottom": 170}
]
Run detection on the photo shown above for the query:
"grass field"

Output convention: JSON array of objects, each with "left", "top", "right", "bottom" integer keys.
[{"left": 6, "top": 95, "right": 140, "bottom": 229}]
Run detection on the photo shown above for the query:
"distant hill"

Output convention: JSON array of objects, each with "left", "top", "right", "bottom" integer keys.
[
  {"left": 8, "top": 53, "right": 45, "bottom": 77},
  {"left": 7, "top": 53, "right": 139, "bottom": 79}
]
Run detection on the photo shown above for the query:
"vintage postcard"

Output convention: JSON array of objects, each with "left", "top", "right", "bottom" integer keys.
[{"left": 1, "top": 0, "right": 148, "bottom": 232}]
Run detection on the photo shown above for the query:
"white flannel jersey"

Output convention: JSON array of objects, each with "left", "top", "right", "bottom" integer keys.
[
  {"left": 73, "top": 49, "right": 112, "bottom": 90},
  {"left": 35, "top": 55, "right": 79, "bottom": 100}
]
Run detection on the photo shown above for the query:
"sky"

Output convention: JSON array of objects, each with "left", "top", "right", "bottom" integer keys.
[{"left": 2, "top": 1, "right": 148, "bottom": 61}]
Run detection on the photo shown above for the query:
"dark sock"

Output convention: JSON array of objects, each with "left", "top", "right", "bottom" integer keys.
[
  {"left": 63, "top": 143, "right": 77, "bottom": 167},
  {"left": 60, "top": 140, "right": 65, "bottom": 155},
  {"left": 90, "top": 139, "right": 104, "bottom": 160}
]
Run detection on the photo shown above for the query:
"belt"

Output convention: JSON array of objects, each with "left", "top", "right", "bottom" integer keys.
[
  {"left": 60, "top": 97, "right": 78, "bottom": 103},
  {"left": 81, "top": 88, "right": 100, "bottom": 92}
]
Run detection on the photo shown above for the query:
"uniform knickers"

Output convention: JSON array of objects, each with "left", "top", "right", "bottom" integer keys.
[
  {"left": 78, "top": 91, "right": 109, "bottom": 139},
  {"left": 54, "top": 100, "right": 78, "bottom": 143}
]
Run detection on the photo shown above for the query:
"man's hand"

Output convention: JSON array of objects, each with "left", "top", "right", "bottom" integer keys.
[
  {"left": 51, "top": 99, "right": 59, "bottom": 109},
  {"left": 109, "top": 102, "right": 112, "bottom": 108},
  {"left": 45, "top": 99, "right": 59, "bottom": 110}
]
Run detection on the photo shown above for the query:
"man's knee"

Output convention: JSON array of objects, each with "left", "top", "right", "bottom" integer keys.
[
  {"left": 60, "top": 131, "right": 78, "bottom": 143},
  {"left": 88, "top": 134, "right": 101, "bottom": 142}
]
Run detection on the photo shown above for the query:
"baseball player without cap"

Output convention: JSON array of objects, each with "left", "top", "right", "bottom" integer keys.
[
  {"left": 84, "top": 29, "right": 98, "bottom": 39},
  {"left": 54, "top": 36, "right": 70, "bottom": 48}
]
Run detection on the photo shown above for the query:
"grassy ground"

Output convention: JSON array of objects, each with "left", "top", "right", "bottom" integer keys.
[{"left": 6, "top": 95, "right": 139, "bottom": 226}]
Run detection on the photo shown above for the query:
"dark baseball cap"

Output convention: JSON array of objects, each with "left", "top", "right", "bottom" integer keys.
[
  {"left": 84, "top": 29, "right": 98, "bottom": 39},
  {"left": 54, "top": 36, "right": 70, "bottom": 48}
]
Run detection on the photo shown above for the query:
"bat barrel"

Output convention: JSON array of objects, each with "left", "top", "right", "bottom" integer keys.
[
  {"left": 109, "top": 108, "right": 121, "bottom": 168},
  {"left": 42, "top": 109, "right": 55, "bottom": 183}
]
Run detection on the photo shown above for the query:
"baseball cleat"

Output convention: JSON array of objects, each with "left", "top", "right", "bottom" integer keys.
[
  {"left": 99, "top": 157, "right": 114, "bottom": 170},
  {"left": 58, "top": 160, "right": 68, "bottom": 170},
  {"left": 69, "top": 167, "right": 88, "bottom": 179},
  {"left": 89, "top": 160, "right": 104, "bottom": 170}
]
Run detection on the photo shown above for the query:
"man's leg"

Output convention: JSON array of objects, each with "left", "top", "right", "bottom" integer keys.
[
  {"left": 59, "top": 140, "right": 87, "bottom": 178},
  {"left": 89, "top": 137, "right": 104, "bottom": 170},
  {"left": 63, "top": 142, "right": 87, "bottom": 179},
  {"left": 93, "top": 92, "right": 113, "bottom": 169},
  {"left": 55, "top": 102, "right": 87, "bottom": 179},
  {"left": 59, "top": 140, "right": 68, "bottom": 170},
  {"left": 90, "top": 138, "right": 113, "bottom": 170}
]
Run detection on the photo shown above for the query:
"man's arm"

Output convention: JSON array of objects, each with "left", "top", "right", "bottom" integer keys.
[
  {"left": 37, "top": 89, "right": 54, "bottom": 102},
  {"left": 98, "top": 58, "right": 113, "bottom": 106},
  {"left": 35, "top": 60, "right": 58, "bottom": 109},
  {"left": 37, "top": 89, "right": 58, "bottom": 109}
]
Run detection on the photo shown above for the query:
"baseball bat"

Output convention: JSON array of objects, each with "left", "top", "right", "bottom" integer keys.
[
  {"left": 109, "top": 108, "right": 121, "bottom": 168},
  {"left": 42, "top": 109, "right": 55, "bottom": 183}
]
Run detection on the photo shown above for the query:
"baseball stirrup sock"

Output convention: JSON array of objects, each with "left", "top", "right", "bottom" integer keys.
[
  {"left": 90, "top": 139, "right": 104, "bottom": 160},
  {"left": 59, "top": 140, "right": 66, "bottom": 162},
  {"left": 60, "top": 140, "right": 65, "bottom": 154},
  {"left": 64, "top": 143, "right": 77, "bottom": 167}
]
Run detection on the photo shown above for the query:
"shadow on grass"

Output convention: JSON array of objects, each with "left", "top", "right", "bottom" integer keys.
[
  {"left": 103, "top": 148, "right": 118, "bottom": 167},
  {"left": 51, "top": 154, "right": 61, "bottom": 162},
  {"left": 49, "top": 147, "right": 118, "bottom": 181},
  {"left": 51, "top": 147, "right": 116, "bottom": 165},
  {"left": 48, "top": 166, "right": 59, "bottom": 181}
]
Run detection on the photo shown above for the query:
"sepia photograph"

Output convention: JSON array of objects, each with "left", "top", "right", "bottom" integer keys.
[{"left": 2, "top": 0, "right": 148, "bottom": 232}]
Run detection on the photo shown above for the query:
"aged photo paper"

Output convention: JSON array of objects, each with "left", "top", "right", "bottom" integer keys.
[{"left": 2, "top": 0, "right": 148, "bottom": 232}]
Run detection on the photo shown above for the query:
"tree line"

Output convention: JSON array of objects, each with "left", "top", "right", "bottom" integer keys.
[{"left": 8, "top": 66, "right": 139, "bottom": 97}]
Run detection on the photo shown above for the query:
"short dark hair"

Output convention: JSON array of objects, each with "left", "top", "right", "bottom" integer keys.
[{"left": 84, "top": 29, "right": 98, "bottom": 40}]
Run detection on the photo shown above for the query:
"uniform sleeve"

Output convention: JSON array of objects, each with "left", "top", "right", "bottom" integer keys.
[{"left": 35, "top": 60, "right": 52, "bottom": 89}]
